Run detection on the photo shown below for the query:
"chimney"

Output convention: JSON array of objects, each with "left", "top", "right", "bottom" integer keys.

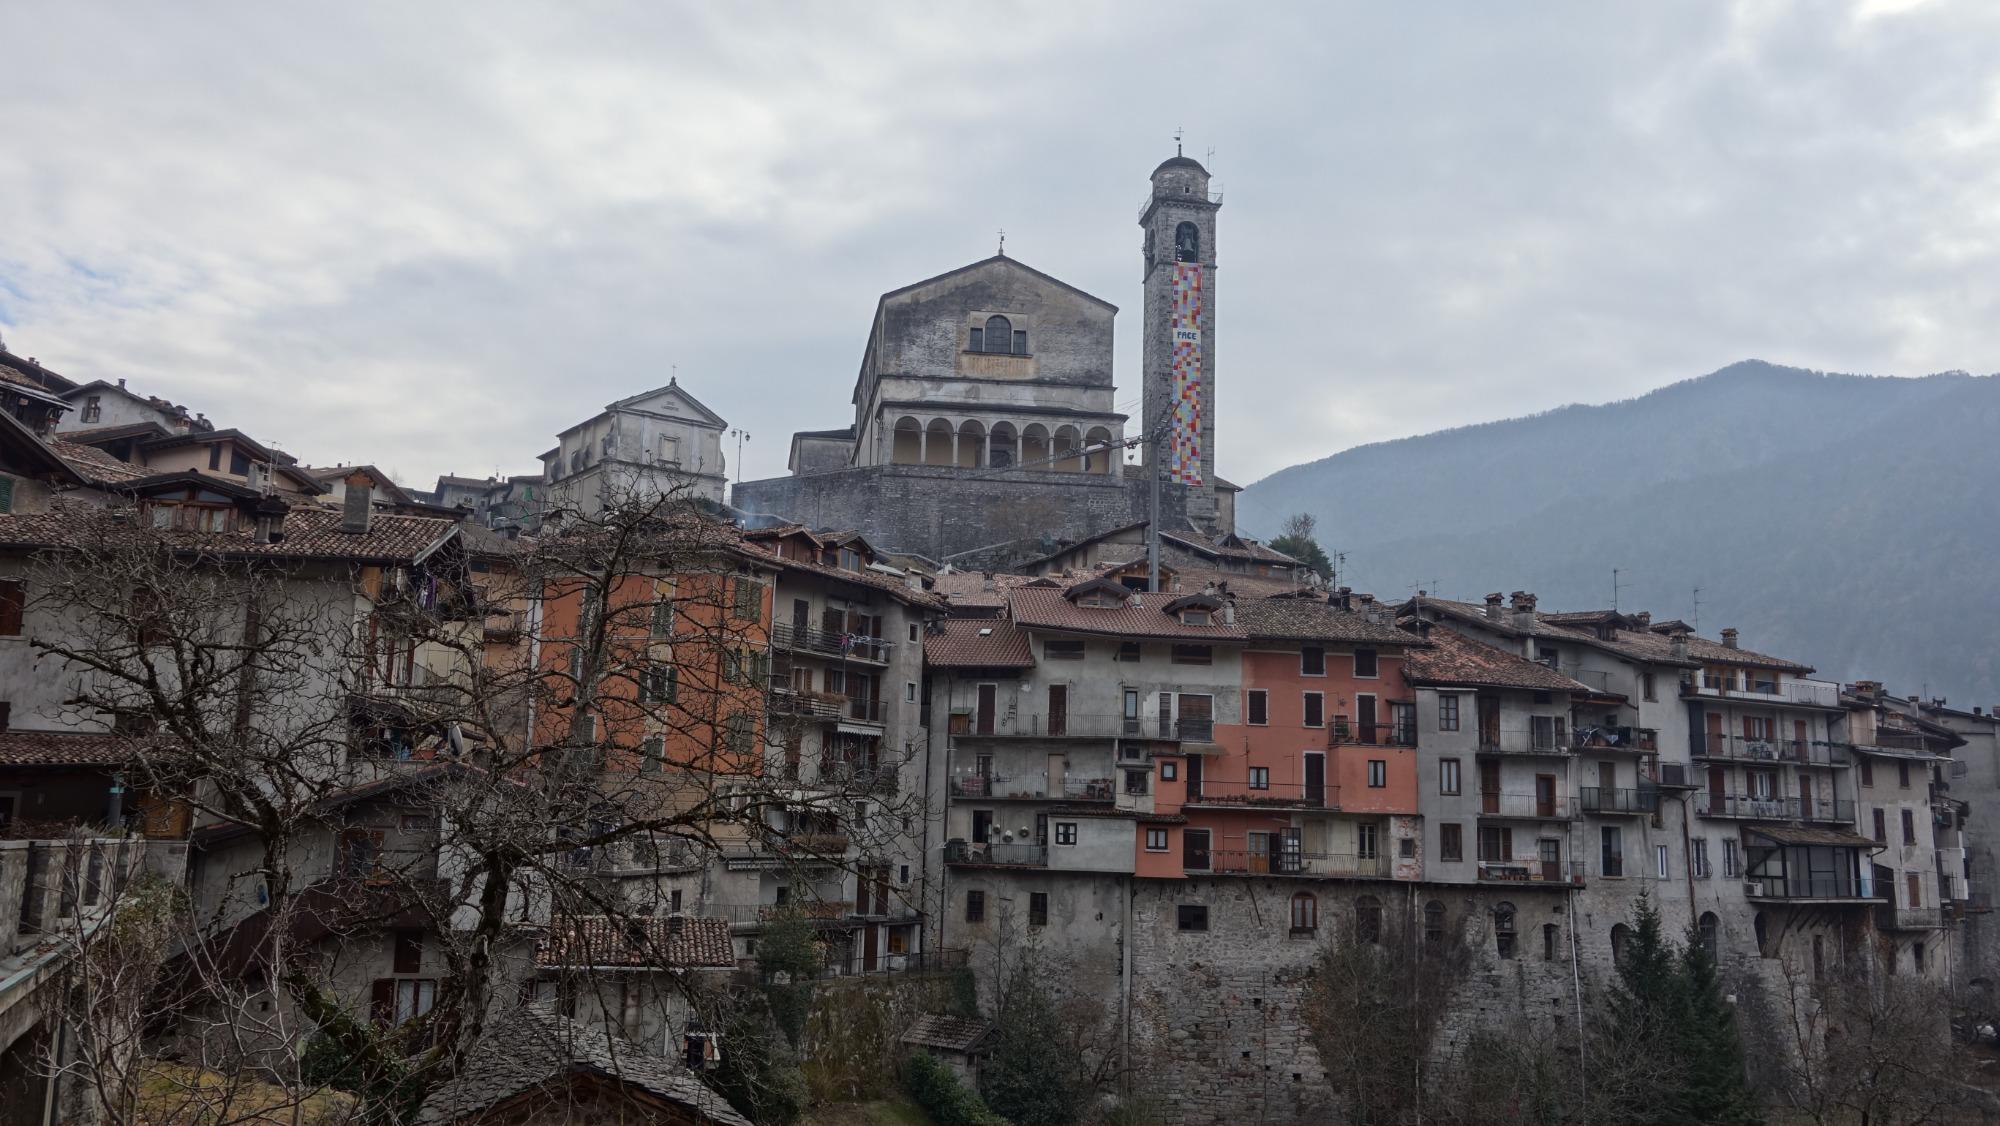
[
  {"left": 251, "top": 496, "right": 290, "bottom": 545},
  {"left": 1633, "top": 611, "right": 1650, "bottom": 627},
  {"left": 117, "top": 377, "right": 127, "bottom": 388},
  {"left": 1512, "top": 592, "right": 1537, "bottom": 631},
  {"left": 1720, "top": 628, "right": 1739, "bottom": 649},
  {"left": 1221, "top": 600, "right": 1236, "bottom": 625},
  {"left": 982, "top": 572, "right": 996, "bottom": 593},
  {"left": 1851, "top": 679, "right": 1881, "bottom": 698},
  {"left": 341, "top": 471, "right": 373, "bottom": 535},
  {"left": 1484, "top": 593, "right": 1504, "bottom": 621},
  {"left": 1671, "top": 633, "right": 1689, "bottom": 662}
]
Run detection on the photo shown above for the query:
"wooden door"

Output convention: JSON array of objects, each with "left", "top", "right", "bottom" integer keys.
[
  {"left": 976, "top": 684, "right": 996, "bottom": 735},
  {"left": 1048, "top": 685, "right": 1067, "bottom": 736},
  {"left": 1478, "top": 696, "right": 1501, "bottom": 749},
  {"left": 1597, "top": 761, "right": 1616, "bottom": 790},
  {"left": 1707, "top": 766, "right": 1726, "bottom": 815},
  {"left": 1539, "top": 838, "right": 1561, "bottom": 883},
  {"left": 1480, "top": 760, "right": 1501, "bottom": 814},
  {"left": 1185, "top": 754, "right": 1203, "bottom": 800},
  {"left": 1183, "top": 828, "right": 1211, "bottom": 871},
  {"left": 863, "top": 924, "right": 879, "bottom": 972},
  {"left": 1705, "top": 712, "right": 1724, "bottom": 756},
  {"left": 1047, "top": 753, "right": 1065, "bottom": 799},
  {"left": 1357, "top": 695, "right": 1378, "bottom": 744},
  {"left": 791, "top": 598, "right": 810, "bottom": 632},
  {"left": 1304, "top": 753, "right": 1326, "bottom": 807},
  {"left": 1278, "top": 827, "right": 1304, "bottom": 874},
  {"left": 1536, "top": 774, "right": 1557, "bottom": 818},
  {"left": 1793, "top": 719, "right": 1808, "bottom": 762},
  {"left": 1799, "top": 773, "right": 1814, "bottom": 819}
]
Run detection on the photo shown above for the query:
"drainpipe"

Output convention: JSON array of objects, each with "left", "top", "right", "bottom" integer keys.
[
  {"left": 1568, "top": 885, "right": 1587, "bottom": 1104},
  {"left": 1120, "top": 876, "right": 1134, "bottom": 1092}
]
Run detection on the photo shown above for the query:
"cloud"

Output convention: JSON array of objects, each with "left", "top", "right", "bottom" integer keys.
[{"left": 3, "top": 1, "right": 1998, "bottom": 491}]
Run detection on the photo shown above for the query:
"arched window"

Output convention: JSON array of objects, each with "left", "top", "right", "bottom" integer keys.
[
  {"left": 1175, "top": 221, "right": 1199, "bottom": 263},
  {"left": 1355, "top": 895, "right": 1382, "bottom": 944},
  {"left": 983, "top": 315, "right": 1015, "bottom": 354},
  {"left": 1493, "top": 903, "right": 1516, "bottom": 959},
  {"left": 890, "top": 417, "right": 923, "bottom": 465},
  {"left": 1543, "top": 923, "right": 1561, "bottom": 962},
  {"left": 988, "top": 422, "right": 1017, "bottom": 469},
  {"left": 1610, "top": 923, "right": 1631, "bottom": 965},
  {"left": 1053, "top": 425, "right": 1082, "bottom": 473},
  {"left": 956, "top": 420, "right": 986, "bottom": 468},
  {"left": 924, "top": 419, "right": 955, "bottom": 466},
  {"left": 1084, "top": 426, "right": 1114, "bottom": 474},
  {"left": 1020, "top": 424, "right": 1050, "bottom": 469},
  {"left": 1698, "top": 911, "right": 1720, "bottom": 962},
  {"left": 1753, "top": 911, "right": 1769, "bottom": 957},
  {"left": 1290, "top": 893, "right": 1317, "bottom": 934},
  {"left": 1423, "top": 901, "right": 1445, "bottom": 944}
]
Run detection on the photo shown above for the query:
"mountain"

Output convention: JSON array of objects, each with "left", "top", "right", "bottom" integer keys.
[{"left": 1240, "top": 361, "right": 2000, "bottom": 706}]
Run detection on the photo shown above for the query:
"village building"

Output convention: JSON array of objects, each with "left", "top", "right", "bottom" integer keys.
[{"left": 540, "top": 379, "right": 730, "bottom": 516}]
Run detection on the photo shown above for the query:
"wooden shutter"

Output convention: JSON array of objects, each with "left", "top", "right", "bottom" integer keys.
[
  {"left": 371, "top": 979, "right": 395, "bottom": 1025},
  {"left": 0, "top": 580, "right": 23, "bottom": 637}
]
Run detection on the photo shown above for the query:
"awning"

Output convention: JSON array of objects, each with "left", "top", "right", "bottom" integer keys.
[
  {"left": 1746, "top": 825, "right": 1881, "bottom": 848},
  {"left": 1853, "top": 745, "right": 1947, "bottom": 763}
]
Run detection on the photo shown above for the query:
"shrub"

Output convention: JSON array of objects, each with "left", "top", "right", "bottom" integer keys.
[{"left": 904, "top": 1051, "right": 1009, "bottom": 1126}]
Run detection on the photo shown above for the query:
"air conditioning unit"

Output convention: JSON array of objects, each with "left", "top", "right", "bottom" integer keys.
[{"left": 1744, "top": 881, "right": 1763, "bottom": 896}]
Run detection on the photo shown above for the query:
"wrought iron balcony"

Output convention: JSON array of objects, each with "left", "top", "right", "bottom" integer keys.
[
  {"left": 771, "top": 622, "right": 890, "bottom": 664},
  {"left": 1691, "top": 734, "right": 1850, "bottom": 767},
  {"left": 1681, "top": 674, "right": 1841, "bottom": 708},
  {"left": 1695, "top": 793, "right": 1855, "bottom": 823},
  {"left": 1183, "top": 779, "right": 1341, "bottom": 811},
  {"left": 1196, "top": 849, "right": 1388, "bottom": 879},
  {"left": 1476, "top": 792, "right": 1576, "bottom": 820},
  {"left": 1476, "top": 860, "right": 1587, "bottom": 887},
  {"left": 1327, "top": 722, "right": 1416, "bottom": 748},
  {"left": 953, "top": 712, "right": 1212, "bottom": 741},
  {"left": 1579, "top": 786, "right": 1661, "bottom": 815}
]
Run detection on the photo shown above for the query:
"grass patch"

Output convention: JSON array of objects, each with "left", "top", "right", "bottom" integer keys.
[{"left": 137, "top": 1060, "right": 358, "bottom": 1124}]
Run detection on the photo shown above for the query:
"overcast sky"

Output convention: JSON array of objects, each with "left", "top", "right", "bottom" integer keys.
[{"left": 4, "top": 1, "right": 1997, "bottom": 506}]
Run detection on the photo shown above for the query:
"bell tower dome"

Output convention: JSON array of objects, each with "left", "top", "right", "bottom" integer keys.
[{"left": 1140, "top": 148, "right": 1221, "bottom": 530}]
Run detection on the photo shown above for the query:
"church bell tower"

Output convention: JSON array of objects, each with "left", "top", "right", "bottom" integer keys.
[{"left": 1140, "top": 147, "right": 1221, "bottom": 531}]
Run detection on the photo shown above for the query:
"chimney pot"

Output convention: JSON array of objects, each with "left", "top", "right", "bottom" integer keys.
[
  {"left": 1634, "top": 611, "right": 1650, "bottom": 627},
  {"left": 1720, "top": 628, "right": 1739, "bottom": 649},
  {"left": 1484, "top": 593, "right": 1504, "bottom": 621},
  {"left": 341, "top": 471, "right": 373, "bottom": 535}
]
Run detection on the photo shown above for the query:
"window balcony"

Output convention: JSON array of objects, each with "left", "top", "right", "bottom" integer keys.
[
  {"left": 1680, "top": 674, "right": 1841, "bottom": 708},
  {"left": 1877, "top": 904, "right": 1942, "bottom": 931},
  {"left": 1475, "top": 727, "right": 1573, "bottom": 756},
  {"left": 953, "top": 712, "right": 1211, "bottom": 741},
  {"left": 1742, "top": 875, "right": 1876, "bottom": 903},
  {"left": 1578, "top": 786, "right": 1661, "bottom": 816},
  {"left": 771, "top": 622, "right": 890, "bottom": 664},
  {"left": 946, "top": 768, "right": 1112, "bottom": 802},
  {"left": 1182, "top": 779, "right": 1341, "bottom": 811},
  {"left": 1326, "top": 721, "right": 1416, "bottom": 748},
  {"left": 1691, "top": 734, "right": 1850, "bottom": 767},
  {"left": 945, "top": 841, "right": 1047, "bottom": 867},
  {"left": 1476, "top": 860, "right": 1587, "bottom": 887},
  {"left": 1197, "top": 849, "right": 1389, "bottom": 879},
  {"left": 1476, "top": 792, "right": 1576, "bottom": 820},
  {"left": 1695, "top": 793, "right": 1855, "bottom": 823}
]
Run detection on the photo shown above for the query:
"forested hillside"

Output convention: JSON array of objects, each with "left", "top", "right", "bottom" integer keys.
[{"left": 1242, "top": 361, "right": 2000, "bottom": 703}]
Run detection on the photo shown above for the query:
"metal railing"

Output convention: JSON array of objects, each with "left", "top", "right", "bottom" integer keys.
[
  {"left": 1476, "top": 728, "right": 1574, "bottom": 756},
  {"left": 1327, "top": 722, "right": 1416, "bottom": 747},
  {"left": 1572, "top": 726, "right": 1659, "bottom": 753},
  {"left": 1692, "top": 734, "right": 1851, "bottom": 766},
  {"left": 1476, "top": 860, "right": 1587, "bottom": 886},
  {"left": 712, "top": 900, "right": 855, "bottom": 926},
  {"left": 771, "top": 622, "right": 890, "bottom": 663},
  {"left": 1477, "top": 792, "right": 1576, "bottom": 819},
  {"left": 1743, "top": 875, "right": 1873, "bottom": 901},
  {"left": 947, "top": 842, "right": 1047, "bottom": 867},
  {"left": 1182, "top": 779, "right": 1340, "bottom": 810},
  {"left": 1878, "top": 905, "right": 1943, "bottom": 930},
  {"left": 768, "top": 687, "right": 847, "bottom": 720},
  {"left": 1695, "top": 794, "right": 1855, "bottom": 823},
  {"left": 947, "top": 769, "right": 1114, "bottom": 802},
  {"left": 954, "top": 712, "right": 1214, "bottom": 741},
  {"left": 1553, "top": 665, "right": 1615, "bottom": 694},
  {"left": 1681, "top": 674, "right": 1840, "bottom": 707},
  {"left": 1196, "top": 849, "right": 1390, "bottom": 879},
  {"left": 1579, "top": 786, "right": 1661, "bottom": 815}
]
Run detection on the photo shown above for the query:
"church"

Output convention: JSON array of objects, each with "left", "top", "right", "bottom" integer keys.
[{"left": 732, "top": 152, "right": 1261, "bottom": 569}]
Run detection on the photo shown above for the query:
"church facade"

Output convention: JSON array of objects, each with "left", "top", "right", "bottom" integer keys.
[{"left": 733, "top": 153, "right": 1243, "bottom": 566}]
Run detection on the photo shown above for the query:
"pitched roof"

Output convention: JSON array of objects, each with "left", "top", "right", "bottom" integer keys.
[
  {"left": 0, "top": 503, "right": 459, "bottom": 564},
  {"left": 0, "top": 349, "right": 77, "bottom": 394},
  {"left": 1413, "top": 597, "right": 1810, "bottom": 672},
  {"left": 924, "top": 618, "right": 1036, "bottom": 669},
  {"left": 876, "top": 254, "right": 1117, "bottom": 313},
  {"left": 61, "top": 421, "right": 172, "bottom": 446},
  {"left": 931, "top": 570, "right": 1048, "bottom": 614},
  {"left": 603, "top": 378, "right": 728, "bottom": 429},
  {"left": 414, "top": 1003, "right": 752, "bottom": 1126},
  {"left": 1008, "top": 585, "right": 1245, "bottom": 641},
  {"left": 0, "top": 729, "right": 148, "bottom": 767},
  {"left": 536, "top": 915, "right": 736, "bottom": 970},
  {"left": 738, "top": 542, "right": 945, "bottom": 610},
  {"left": 1745, "top": 825, "right": 1881, "bottom": 849},
  {"left": 901, "top": 1014, "right": 993, "bottom": 1053},
  {"left": 1401, "top": 628, "right": 1592, "bottom": 692},
  {"left": 1234, "top": 597, "right": 1419, "bottom": 646}
]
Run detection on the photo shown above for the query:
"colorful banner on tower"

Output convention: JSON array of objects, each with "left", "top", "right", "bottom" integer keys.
[{"left": 1169, "top": 261, "right": 1204, "bottom": 486}]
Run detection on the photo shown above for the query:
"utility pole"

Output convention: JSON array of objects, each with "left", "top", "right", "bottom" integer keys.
[{"left": 729, "top": 428, "right": 750, "bottom": 486}]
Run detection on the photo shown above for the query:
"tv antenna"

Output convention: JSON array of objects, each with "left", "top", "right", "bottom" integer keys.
[
  {"left": 1691, "top": 586, "right": 1703, "bottom": 634},
  {"left": 1612, "top": 568, "right": 1628, "bottom": 612}
]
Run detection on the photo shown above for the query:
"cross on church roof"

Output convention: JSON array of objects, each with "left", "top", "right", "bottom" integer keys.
[
  {"left": 997, "top": 228, "right": 1005, "bottom": 256},
  {"left": 1174, "top": 126, "right": 1184, "bottom": 156}
]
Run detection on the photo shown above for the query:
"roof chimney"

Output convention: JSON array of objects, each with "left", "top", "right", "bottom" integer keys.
[
  {"left": 1671, "top": 632, "right": 1689, "bottom": 662},
  {"left": 1720, "top": 628, "right": 1739, "bottom": 649},
  {"left": 1511, "top": 592, "right": 1537, "bottom": 631},
  {"left": 341, "top": 471, "right": 373, "bottom": 535},
  {"left": 1633, "top": 611, "right": 1650, "bottom": 627},
  {"left": 1484, "top": 593, "right": 1503, "bottom": 621}
]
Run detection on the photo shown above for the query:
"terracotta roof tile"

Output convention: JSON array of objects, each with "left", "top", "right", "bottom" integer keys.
[
  {"left": 1008, "top": 585, "right": 1245, "bottom": 641},
  {"left": 536, "top": 914, "right": 736, "bottom": 970},
  {"left": 1401, "top": 628, "right": 1593, "bottom": 692},
  {"left": 740, "top": 542, "right": 945, "bottom": 610},
  {"left": 0, "top": 730, "right": 145, "bottom": 767},
  {"left": 901, "top": 1014, "right": 993, "bottom": 1052},
  {"left": 1234, "top": 597, "right": 1417, "bottom": 646},
  {"left": 924, "top": 619, "right": 1035, "bottom": 669},
  {"left": 0, "top": 504, "right": 457, "bottom": 563},
  {"left": 931, "top": 570, "right": 1046, "bottom": 612},
  {"left": 50, "top": 440, "right": 150, "bottom": 484}
]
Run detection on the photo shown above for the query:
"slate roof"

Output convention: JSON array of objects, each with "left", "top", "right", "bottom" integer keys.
[
  {"left": 1401, "top": 628, "right": 1593, "bottom": 693},
  {"left": 50, "top": 440, "right": 149, "bottom": 484},
  {"left": 901, "top": 1014, "right": 993, "bottom": 1053},
  {"left": 1745, "top": 825, "right": 1881, "bottom": 849},
  {"left": 537, "top": 915, "right": 737, "bottom": 970},
  {"left": 924, "top": 618, "right": 1036, "bottom": 669},
  {"left": 414, "top": 1003, "right": 752, "bottom": 1126},
  {"left": 0, "top": 504, "right": 458, "bottom": 564},
  {"left": 738, "top": 542, "right": 946, "bottom": 610},
  {"left": 1234, "top": 597, "right": 1417, "bottom": 646},
  {"left": 932, "top": 570, "right": 1048, "bottom": 614},
  {"left": 0, "top": 730, "right": 148, "bottom": 767},
  {"left": 1414, "top": 597, "right": 1810, "bottom": 672},
  {"left": 1008, "top": 585, "right": 1245, "bottom": 641}
]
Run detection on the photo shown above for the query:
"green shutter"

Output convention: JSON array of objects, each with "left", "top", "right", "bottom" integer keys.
[{"left": 0, "top": 476, "right": 14, "bottom": 514}]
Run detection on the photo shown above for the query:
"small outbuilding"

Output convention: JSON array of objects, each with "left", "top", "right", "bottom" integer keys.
[{"left": 900, "top": 1013, "right": 994, "bottom": 1087}]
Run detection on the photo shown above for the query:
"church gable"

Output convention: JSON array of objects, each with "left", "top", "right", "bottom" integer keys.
[
  {"left": 608, "top": 382, "right": 726, "bottom": 429},
  {"left": 866, "top": 255, "right": 1117, "bottom": 392}
]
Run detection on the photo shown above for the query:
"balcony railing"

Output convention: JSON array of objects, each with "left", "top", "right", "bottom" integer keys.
[
  {"left": 771, "top": 622, "right": 890, "bottom": 664},
  {"left": 1681, "top": 674, "right": 1841, "bottom": 708},
  {"left": 1691, "top": 734, "right": 1851, "bottom": 767},
  {"left": 1476, "top": 728, "right": 1573, "bottom": 756},
  {"left": 1743, "top": 875, "right": 1874, "bottom": 901},
  {"left": 946, "top": 769, "right": 1113, "bottom": 802},
  {"left": 1695, "top": 793, "right": 1855, "bottom": 823},
  {"left": 1477, "top": 792, "right": 1576, "bottom": 819},
  {"left": 1326, "top": 722, "right": 1417, "bottom": 748},
  {"left": 1182, "top": 779, "right": 1341, "bottom": 810},
  {"left": 1878, "top": 904, "right": 1943, "bottom": 930},
  {"left": 1476, "top": 860, "right": 1587, "bottom": 886},
  {"left": 1578, "top": 786, "right": 1661, "bottom": 815},
  {"left": 712, "top": 900, "right": 856, "bottom": 926},
  {"left": 768, "top": 687, "right": 847, "bottom": 720},
  {"left": 954, "top": 712, "right": 1213, "bottom": 741},
  {"left": 821, "top": 762, "right": 900, "bottom": 795},
  {"left": 945, "top": 841, "right": 1047, "bottom": 867},
  {"left": 1196, "top": 849, "right": 1389, "bottom": 879},
  {"left": 1572, "top": 726, "right": 1659, "bottom": 753}
]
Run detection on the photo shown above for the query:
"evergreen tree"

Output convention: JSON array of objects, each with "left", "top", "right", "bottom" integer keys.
[
  {"left": 982, "top": 948, "right": 1088, "bottom": 1126},
  {"left": 1268, "top": 512, "right": 1334, "bottom": 579},
  {"left": 1675, "top": 923, "right": 1762, "bottom": 1126}
]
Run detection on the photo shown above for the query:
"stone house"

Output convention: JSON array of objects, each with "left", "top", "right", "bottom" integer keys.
[
  {"left": 1839, "top": 682, "right": 1960, "bottom": 973},
  {"left": 540, "top": 379, "right": 729, "bottom": 514},
  {"left": 529, "top": 914, "right": 737, "bottom": 1061}
]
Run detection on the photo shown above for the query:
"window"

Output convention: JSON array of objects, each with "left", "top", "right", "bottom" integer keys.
[
  {"left": 1117, "top": 641, "right": 1142, "bottom": 662},
  {"left": 965, "top": 890, "right": 985, "bottom": 922},
  {"left": 1367, "top": 760, "right": 1387, "bottom": 788},
  {"left": 909, "top": 623, "right": 920, "bottom": 643},
  {"left": 1357, "top": 823, "right": 1379, "bottom": 860},
  {"left": 379, "top": 979, "right": 437, "bottom": 1025},
  {"left": 1860, "top": 759, "right": 1874, "bottom": 786},
  {"left": 650, "top": 597, "right": 675, "bottom": 637},
  {"left": 1656, "top": 844, "right": 1670, "bottom": 879},
  {"left": 1692, "top": 838, "right": 1711, "bottom": 879},
  {"left": 1642, "top": 672, "right": 1657, "bottom": 701},
  {"left": 1054, "top": 822, "right": 1078, "bottom": 846},
  {"left": 1902, "top": 809, "right": 1917, "bottom": 845},
  {"left": 1175, "top": 221, "right": 1200, "bottom": 262},
  {"left": 1145, "top": 828, "right": 1169, "bottom": 851},
  {"left": 0, "top": 580, "right": 22, "bottom": 637},
  {"left": 639, "top": 665, "right": 677, "bottom": 704},
  {"left": 640, "top": 735, "right": 665, "bottom": 773},
  {"left": 1177, "top": 905, "right": 1208, "bottom": 932},
  {"left": 1611, "top": 923, "right": 1631, "bottom": 964},
  {"left": 1355, "top": 896, "right": 1382, "bottom": 943},
  {"left": 1494, "top": 904, "right": 1517, "bottom": 959},
  {"left": 1898, "top": 761, "right": 1911, "bottom": 789},
  {"left": 1812, "top": 935, "right": 1826, "bottom": 980},
  {"left": 732, "top": 578, "right": 764, "bottom": 622},
  {"left": 1699, "top": 912, "right": 1720, "bottom": 962},
  {"left": 81, "top": 395, "right": 102, "bottom": 422},
  {"left": 1438, "top": 694, "right": 1460, "bottom": 732},
  {"left": 1544, "top": 923, "right": 1560, "bottom": 962},
  {"left": 1400, "top": 836, "right": 1416, "bottom": 859},
  {"left": 340, "top": 830, "right": 383, "bottom": 878},
  {"left": 1600, "top": 826, "right": 1624, "bottom": 877},
  {"left": 208, "top": 444, "right": 223, "bottom": 471},
  {"left": 1044, "top": 639, "right": 1085, "bottom": 661},
  {"left": 1291, "top": 892, "right": 1318, "bottom": 934},
  {"left": 1171, "top": 644, "right": 1212, "bottom": 666},
  {"left": 1439, "top": 823, "right": 1463, "bottom": 862},
  {"left": 1300, "top": 646, "right": 1325, "bottom": 676},
  {"left": 982, "top": 315, "right": 1013, "bottom": 353},
  {"left": 969, "top": 327, "right": 983, "bottom": 351},
  {"left": 1013, "top": 330, "right": 1028, "bottom": 354},
  {"left": 1029, "top": 892, "right": 1048, "bottom": 927},
  {"left": 1181, "top": 608, "right": 1210, "bottom": 625},
  {"left": 1723, "top": 839, "right": 1740, "bottom": 878},
  {"left": 1913, "top": 942, "right": 1926, "bottom": 974},
  {"left": 1424, "top": 901, "right": 1446, "bottom": 943},
  {"left": 1479, "top": 826, "right": 1511, "bottom": 863},
  {"left": 1907, "top": 871, "right": 1922, "bottom": 909},
  {"left": 0, "top": 477, "right": 13, "bottom": 514},
  {"left": 1531, "top": 715, "right": 1558, "bottom": 750},
  {"left": 1439, "top": 758, "right": 1461, "bottom": 795},
  {"left": 723, "top": 713, "right": 753, "bottom": 757},
  {"left": 1353, "top": 649, "right": 1379, "bottom": 678},
  {"left": 1124, "top": 769, "right": 1149, "bottom": 795},
  {"left": 393, "top": 930, "right": 424, "bottom": 974},
  {"left": 1159, "top": 760, "right": 1177, "bottom": 781},
  {"left": 1303, "top": 692, "right": 1324, "bottom": 728},
  {"left": 1247, "top": 690, "right": 1268, "bottom": 725},
  {"left": 1248, "top": 767, "right": 1270, "bottom": 790},
  {"left": 230, "top": 451, "right": 252, "bottom": 477},
  {"left": 1872, "top": 808, "right": 1887, "bottom": 843}
]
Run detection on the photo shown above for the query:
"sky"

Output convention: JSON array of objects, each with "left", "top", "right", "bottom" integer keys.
[{"left": 4, "top": 1, "right": 1999, "bottom": 499}]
